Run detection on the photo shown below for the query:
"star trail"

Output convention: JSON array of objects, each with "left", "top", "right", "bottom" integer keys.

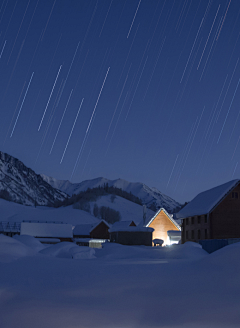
[{"left": 0, "top": 0, "right": 240, "bottom": 203}]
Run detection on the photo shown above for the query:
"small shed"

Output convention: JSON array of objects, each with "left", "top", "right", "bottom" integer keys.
[
  {"left": 73, "top": 220, "right": 110, "bottom": 240},
  {"left": 20, "top": 222, "right": 73, "bottom": 243},
  {"left": 109, "top": 226, "right": 154, "bottom": 246}
]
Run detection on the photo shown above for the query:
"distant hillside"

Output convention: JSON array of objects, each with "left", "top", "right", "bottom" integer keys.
[
  {"left": 0, "top": 198, "right": 99, "bottom": 226},
  {"left": 0, "top": 151, "right": 67, "bottom": 206},
  {"left": 41, "top": 175, "right": 181, "bottom": 213}
]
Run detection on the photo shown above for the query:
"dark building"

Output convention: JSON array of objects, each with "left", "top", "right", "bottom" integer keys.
[
  {"left": 176, "top": 179, "right": 240, "bottom": 244},
  {"left": 73, "top": 220, "right": 110, "bottom": 240},
  {"left": 109, "top": 226, "right": 154, "bottom": 246},
  {"left": 0, "top": 221, "right": 20, "bottom": 237}
]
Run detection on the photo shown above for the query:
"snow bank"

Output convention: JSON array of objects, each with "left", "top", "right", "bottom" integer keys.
[
  {"left": 95, "top": 241, "right": 207, "bottom": 261},
  {"left": 39, "top": 242, "right": 96, "bottom": 259},
  {"left": 0, "top": 237, "right": 239, "bottom": 328},
  {"left": 13, "top": 235, "right": 45, "bottom": 252},
  {"left": 0, "top": 234, "right": 36, "bottom": 262}
]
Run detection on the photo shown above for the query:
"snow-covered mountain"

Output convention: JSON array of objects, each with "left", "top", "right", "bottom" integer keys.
[
  {"left": 0, "top": 151, "right": 67, "bottom": 206},
  {"left": 41, "top": 175, "right": 181, "bottom": 213}
]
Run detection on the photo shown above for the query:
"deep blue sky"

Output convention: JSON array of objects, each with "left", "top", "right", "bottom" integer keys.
[{"left": 0, "top": 0, "right": 239, "bottom": 203}]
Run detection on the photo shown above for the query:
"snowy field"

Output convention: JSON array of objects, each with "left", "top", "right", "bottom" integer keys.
[{"left": 0, "top": 235, "right": 240, "bottom": 328}]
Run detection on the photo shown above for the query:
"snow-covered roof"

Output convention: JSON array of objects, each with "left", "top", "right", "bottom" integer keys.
[
  {"left": 73, "top": 224, "right": 93, "bottom": 236},
  {"left": 91, "top": 220, "right": 110, "bottom": 231},
  {"left": 145, "top": 208, "right": 181, "bottom": 230},
  {"left": 20, "top": 222, "right": 73, "bottom": 238},
  {"left": 73, "top": 220, "right": 109, "bottom": 236},
  {"left": 111, "top": 220, "right": 136, "bottom": 230},
  {"left": 176, "top": 179, "right": 240, "bottom": 219},
  {"left": 109, "top": 226, "right": 154, "bottom": 233}
]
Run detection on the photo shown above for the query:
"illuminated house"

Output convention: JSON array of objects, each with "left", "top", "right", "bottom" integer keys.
[
  {"left": 176, "top": 179, "right": 240, "bottom": 244},
  {"left": 144, "top": 208, "right": 181, "bottom": 246}
]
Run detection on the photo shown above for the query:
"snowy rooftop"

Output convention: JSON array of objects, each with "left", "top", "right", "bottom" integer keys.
[
  {"left": 111, "top": 220, "right": 136, "bottom": 230},
  {"left": 20, "top": 222, "right": 73, "bottom": 238},
  {"left": 109, "top": 226, "right": 154, "bottom": 233},
  {"left": 176, "top": 179, "right": 240, "bottom": 219},
  {"left": 73, "top": 224, "right": 93, "bottom": 236},
  {"left": 73, "top": 220, "right": 109, "bottom": 236}
]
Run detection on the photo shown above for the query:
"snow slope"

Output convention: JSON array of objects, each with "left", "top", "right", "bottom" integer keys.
[
  {"left": 0, "top": 198, "right": 99, "bottom": 226},
  {"left": 0, "top": 237, "right": 240, "bottom": 328},
  {"left": 41, "top": 175, "right": 181, "bottom": 213},
  {"left": 89, "top": 194, "right": 155, "bottom": 225}
]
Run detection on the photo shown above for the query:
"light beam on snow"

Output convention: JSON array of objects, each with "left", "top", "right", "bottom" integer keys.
[
  {"left": 0, "top": 40, "right": 6, "bottom": 59},
  {"left": 127, "top": 0, "right": 141, "bottom": 38},
  {"left": 38, "top": 65, "right": 62, "bottom": 131},
  {"left": 71, "top": 67, "right": 110, "bottom": 179},
  {"left": 217, "top": 76, "right": 240, "bottom": 144},
  {"left": 10, "top": 73, "right": 34, "bottom": 138},
  {"left": 60, "top": 98, "right": 84, "bottom": 164},
  {"left": 49, "top": 89, "right": 73, "bottom": 154}
]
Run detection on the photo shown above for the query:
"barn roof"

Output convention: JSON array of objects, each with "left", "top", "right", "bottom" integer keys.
[
  {"left": 109, "top": 226, "right": 154, "bottom": 233},
  {"left": 73, "top": 220, "right": 109, "bottom": 236},
  {"left": 111, "top": 220, "right": 136, "bottom": 230},
  {"left": 146, "top": 208, "right": 181, "bottom": 230},
  {"left": 176, "top": 179, "right": 240, "bottom": 219},
  {"left": 20, "top": 222, "right": 73, "bottom": 238},
  {"left": 73, "top": 224, "right": 93, "bottom": 236}
]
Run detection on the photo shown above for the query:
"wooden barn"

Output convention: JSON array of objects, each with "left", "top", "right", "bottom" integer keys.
[
  {"left": 176, "top": 179, "right": 240, "bottom": 244},
  {"left": 144, "top": 208, "right": 181, "bottom": 246},
  {"left": 73, "top": 220, "right": 110, "bottom": 239}
]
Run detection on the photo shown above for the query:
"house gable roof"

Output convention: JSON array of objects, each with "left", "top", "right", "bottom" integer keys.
[
  {"left": 90, "top": 220, "right": 110, "bottom": 232},
  {"left": 145, "top": 208, "right": 181, "bottom": 230},
  {"left": 176, "top": 179, "right": 240, "bottom": 219},
  {"left": 111, "top": 220, "right": 136, "bottom": 230},
  {"left": 73, "top": 220, "right": 109, "bottom": 236}
]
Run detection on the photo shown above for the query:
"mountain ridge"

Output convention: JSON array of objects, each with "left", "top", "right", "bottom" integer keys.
[
  {"left": 0, "top": 151, "right": 67, "bottom": 206},
  {"left": 41, "top": 175, "right": 182, "bottom": 213}
]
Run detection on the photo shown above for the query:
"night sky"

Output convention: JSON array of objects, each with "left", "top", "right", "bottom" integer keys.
[{"left": 0, "top": 0, "right": 239, "bottom": 203}]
